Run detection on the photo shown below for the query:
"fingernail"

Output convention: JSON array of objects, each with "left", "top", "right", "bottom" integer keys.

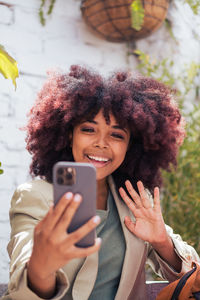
[
  {"left": 96, "top": 237, "right": 102, "bottom": 245},
  {"left": 93, "top": 216, "right": 101, "bottom": 224},
  {"left": 74, "top": 194, "right": 82, "bottom": 202},
  {"left": 66, "top": 192, "right": 73, "bottom": 200}
]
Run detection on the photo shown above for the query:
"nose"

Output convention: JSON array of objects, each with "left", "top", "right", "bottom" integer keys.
[{"left": 93, "top": 135, "right": 109, "bottom": 149}]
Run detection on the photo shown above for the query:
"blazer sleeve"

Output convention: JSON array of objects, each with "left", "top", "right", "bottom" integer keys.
[
  {"left": 3, "top": 181, "right": 70, "bottom": 300},
  {"left": 146, "top": 223, "right": 200, "bottom": 282}
]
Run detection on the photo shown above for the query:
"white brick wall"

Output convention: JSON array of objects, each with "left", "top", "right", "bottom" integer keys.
[{"left": 0, "top": 0, "right": 199, "bottom": 283}]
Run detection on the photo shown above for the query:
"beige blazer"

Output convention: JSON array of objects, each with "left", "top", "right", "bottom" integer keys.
[{"left": 2, "top": 176, "right": 199, "bottom": 300}]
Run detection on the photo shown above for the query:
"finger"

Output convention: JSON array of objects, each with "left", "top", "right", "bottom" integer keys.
[
  {"left": 73, "top": 237, "right": 102, "bottom": 257},
  {"left": 43, "top": 192, "right": 73, "bottom": 232},
  {"left": 119, "top": 187, "right": 136, "bottom": 212},
  {"left": 124, "top": 216, "right": 136, "bottom": 234},
  {"left": 67, "top": 215, "right": 101, "bottom": 245},
  {"left": 137, "top": 181, "right": 151, "bottom": 208},
  {"left": 124, "top": 180, "right": 142, "bottom": 207},
  {"left": 54, "top": 194, "right": 82, "bottom": 232},
  {"left": 153, "top": 187, "right": 161, "bottom": 211}
]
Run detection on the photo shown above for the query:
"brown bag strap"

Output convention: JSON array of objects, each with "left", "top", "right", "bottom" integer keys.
[{"left": 171, "top": 264, "right": 197, "bottom": 300}]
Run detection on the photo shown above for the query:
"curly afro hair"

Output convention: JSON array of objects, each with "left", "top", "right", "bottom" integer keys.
[{"left": 25, "top": 65, "right": 185, "bottom": 192}]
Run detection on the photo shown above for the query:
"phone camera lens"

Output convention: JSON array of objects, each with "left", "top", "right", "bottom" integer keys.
[
  {"left": 57, "top": 177, "right": 64, "bottom": 185},
  {"left": 57, "top": 168, "right": 64, "bottom": 175},
  {"left": 66, "top": 172, "right": 73, "bottom": 180}
]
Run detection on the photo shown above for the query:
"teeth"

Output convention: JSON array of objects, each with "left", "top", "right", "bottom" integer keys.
[{"left": 87, "top": 155, "right": 109, "bottom": 162}]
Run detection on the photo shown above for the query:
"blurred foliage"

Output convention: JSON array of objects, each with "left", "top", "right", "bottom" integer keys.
[
  {"left": 134, "top": 50, "right": 200, "bottom": 107},
  {"left": 130, "top": 0, "right": 144, "bottom": 31},
  {"left": 0, "top": 45, "right": 19, "bottom": 88},
  {"left": 162, "top": 105, "right": 200, "bottom": 253},
  {"left": 0, "top": 162, "right": 3, "bottom": 175},
  {"left": 185, "top": 0, "right": 200, "bottom": 14},
  {"left": 135, "top": 49, "right": 200, "bottom": 254},
  {"left": 39, "top": 0, "right": 56, "bottom": 25}
]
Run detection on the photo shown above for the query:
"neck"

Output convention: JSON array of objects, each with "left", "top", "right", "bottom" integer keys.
[{"left": 97, "top": 177, "right": 109, "bottom": 210}]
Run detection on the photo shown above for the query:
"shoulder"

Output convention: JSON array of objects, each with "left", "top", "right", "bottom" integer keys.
[
  {"left": 16, "top": 179, "right": 52, "bottom": 199},
  {"left": 10, "top": 179, "right": 53, "bottom": 220}
]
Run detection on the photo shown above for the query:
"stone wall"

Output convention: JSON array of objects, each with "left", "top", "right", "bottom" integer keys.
[{"left": 0, "top": 0, "right": 199, "bottom": 283}]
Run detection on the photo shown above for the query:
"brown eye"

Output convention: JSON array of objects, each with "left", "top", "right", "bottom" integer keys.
[
  {"left": 81, "top": 127, "right": 94, "bottom": 133},
  {"left": 111, "top": 133, "right": 124, "bottom": 140}
]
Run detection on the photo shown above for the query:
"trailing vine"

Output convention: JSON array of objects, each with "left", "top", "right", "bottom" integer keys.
[
  {"left": 39, "top": 0, "right": 56, "bottom": 25},
  {"left": 0, "top": 162, "right": 3, "bottom": 175}
]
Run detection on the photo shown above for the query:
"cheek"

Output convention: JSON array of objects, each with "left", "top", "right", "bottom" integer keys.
[
  {"left": 71, "top": 137, "right": 81, "bottom": 160},
  {"left": 115, "top": 143, "right": 128, "bottom": 163}
]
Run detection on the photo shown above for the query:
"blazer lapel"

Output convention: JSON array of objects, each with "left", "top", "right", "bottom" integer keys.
[
  {"left": 72, "top": 252, "right": 98, "bottom": 300},
  {"left": 108, "top": 176, "right": 146, "bottom": 300}
]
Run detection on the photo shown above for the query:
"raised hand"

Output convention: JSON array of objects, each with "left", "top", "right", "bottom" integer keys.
[
  {"left": 27, "top": 192, "right": 101, "bottom": 298},
  {"left": 119, "top": 180, "right": 168, "bottom": 245},
  {"left": 119, "top": 180, "right": 182, "bottom": 272}
]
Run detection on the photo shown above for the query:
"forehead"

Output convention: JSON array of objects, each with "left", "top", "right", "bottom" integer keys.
[
  {"left": 92, "top": 110, "right": 117, "bottom": 124},
  {"left": 76, "top": 108, "right": 129, "bottom": 132},
  {"left": 83, "top": 110, "right": 130, "bottom": 136}
]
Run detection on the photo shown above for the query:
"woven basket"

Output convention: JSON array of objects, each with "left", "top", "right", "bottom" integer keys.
[{"left": 81, "top": 0, "right": 169, "bottom": 42}]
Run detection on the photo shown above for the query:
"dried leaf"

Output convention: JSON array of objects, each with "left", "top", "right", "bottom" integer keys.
[{"left": 0, "top": 45, "right": 19, "bottom": 88}]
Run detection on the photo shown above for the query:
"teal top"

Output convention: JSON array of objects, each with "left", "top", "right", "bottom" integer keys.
[{"left": 88, "top": 191, "right": 126, "bottom": 300}]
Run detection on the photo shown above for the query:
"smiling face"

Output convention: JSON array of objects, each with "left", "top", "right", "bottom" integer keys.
[{"left": 71, "top": 109, "right": 130, "bottom": 183}]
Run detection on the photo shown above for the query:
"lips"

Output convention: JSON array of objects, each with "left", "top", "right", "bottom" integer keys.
[
  {"left": 87, "top": 155, "right": 110, "bottom": 162},
  {"left": 85, "top": 154, "right": 111, "bottom": 167}
]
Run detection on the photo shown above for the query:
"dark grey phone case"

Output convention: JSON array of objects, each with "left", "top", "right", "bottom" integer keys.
[{"left": 53, "top": 162, "right": 96, "bottom": 248}]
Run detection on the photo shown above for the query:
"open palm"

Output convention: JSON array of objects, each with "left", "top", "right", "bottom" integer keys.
[{"left": 119, "top": 180, "right": 167, "bottom": 245}]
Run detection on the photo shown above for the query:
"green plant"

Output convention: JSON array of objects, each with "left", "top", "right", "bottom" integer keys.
[
  {"left": 162, "top": 104, "right": 200, "bottom": 253},
  {"left": 38, "top": 0, "right": 145, "bottom": 29},
  {"left": 135, "top": 49, "right": 200, "bottom": 255},
  {"left": 185, "top": 0, "right": 200, "bottom": 14},
  {"left": 0, "top": 162, "right": 3, "bottom": 175},
  {"left": 130, "top": 0, "right": 145, "bottom": 31},
  {"left": 39, "top": 0, "right": 56, "bottom": 25},
  {"left": 134, "top": 49, "right": 200, "bottom": 107}
]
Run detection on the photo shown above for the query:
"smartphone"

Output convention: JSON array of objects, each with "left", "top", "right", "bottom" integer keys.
[{"left": 53, "top": 161, "right": 96, "bottom": 248}]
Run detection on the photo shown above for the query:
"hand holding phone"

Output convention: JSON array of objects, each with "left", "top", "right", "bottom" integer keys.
[
  {"left": 53, "top": 162, "right": 97, "bottom": 247},
  {"left": 28, "top": 189, "right": 101, "bottom": 298}
]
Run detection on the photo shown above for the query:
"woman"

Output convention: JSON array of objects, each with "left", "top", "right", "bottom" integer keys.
[{"left": 3, "top": 65, "right": 199, "bottom": 300}]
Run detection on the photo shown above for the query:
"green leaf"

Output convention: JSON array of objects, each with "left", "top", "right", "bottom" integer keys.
[
  {"left": 47, "top": 0, "right": 56, "bottom": 15},
  {"left": 130, "top": 0, "right": 145, "bottom": 31},
  {"left": 39, "top": 0, "right": 56, "bottom": 25},
  {"left": 0, "top": 45, "right": 19, "bottom": 88},
  {"left": 0, "top": 162, "right": 3, "bottom": 175},
  {"left": 187, "top": 61, "right": 199, "bottom": 83}
]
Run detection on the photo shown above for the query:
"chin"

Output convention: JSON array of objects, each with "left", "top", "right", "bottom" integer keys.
[{"left": 96, "top": 172, "right": 111, "bottom": 181}]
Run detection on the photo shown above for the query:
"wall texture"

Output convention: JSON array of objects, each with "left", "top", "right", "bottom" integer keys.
[{"left": 0, "top": 0, "right": 199, "bottom": 283}]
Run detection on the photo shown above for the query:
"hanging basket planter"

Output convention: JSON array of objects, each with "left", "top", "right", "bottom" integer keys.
[{"left": 81, "top": 0, "right": 169, "bottom": 43}]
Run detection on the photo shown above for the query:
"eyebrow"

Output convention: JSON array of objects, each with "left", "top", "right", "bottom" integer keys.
[{"left": 84, "top": 120, "right": 128, "bottom": 134}]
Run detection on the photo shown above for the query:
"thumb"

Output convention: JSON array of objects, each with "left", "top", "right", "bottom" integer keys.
[{"left": 124, "top": 216, "right": 136, "bottom": 234}]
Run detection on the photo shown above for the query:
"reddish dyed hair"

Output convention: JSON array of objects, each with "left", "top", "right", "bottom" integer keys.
[{"left": 25, "top": 65, "right": 185, "bottom": 192}]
